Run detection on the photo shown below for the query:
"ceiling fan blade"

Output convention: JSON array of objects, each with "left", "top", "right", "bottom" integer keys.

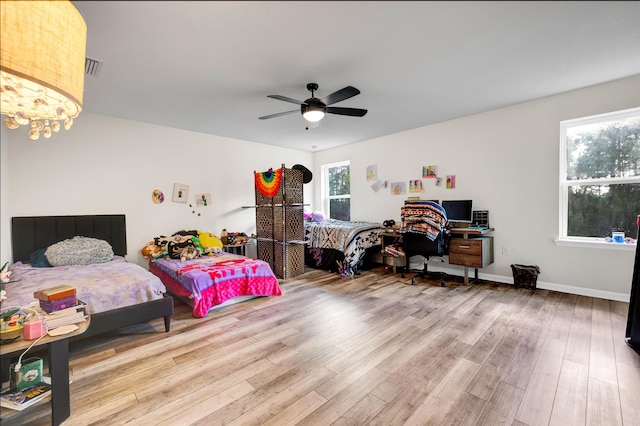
[
  {"left": 259, "top": 110, "right": 298, "bottom": 120},
  {"left": 267, "top": 95, "right": 305, "bottom": 105},
  {"left": 326, "top": 107, "right": 368, "bottom": 117},
  {"left": 320, "top": 86, "right": 360, "bottom": 106}
]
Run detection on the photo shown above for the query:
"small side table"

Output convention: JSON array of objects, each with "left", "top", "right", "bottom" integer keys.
[
  {"left": 223, "top": 243, "right": 246, "bottom": 256},
  {"left": 0, "top": 317, "right": 90, "bottom": 425}
]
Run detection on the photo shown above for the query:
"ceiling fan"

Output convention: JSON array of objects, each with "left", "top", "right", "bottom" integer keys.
[{"left": 259, "top": 83, "right": 368, "bottom": 123}]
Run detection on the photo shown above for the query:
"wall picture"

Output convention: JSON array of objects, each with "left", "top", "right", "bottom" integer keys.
[
  {"left": 195, "top": 193, "right": 211, "bottom": 206},
  {"left": 446, "top": 175, "right": 456, "bottom": 189},
  {"left": 423, "top": 165, "right": 437, "bottom": 178},
  {"left": 391, "top": 181, "right": 406, "bottom": 195},
  {"left": 409, "top": 179, "right": 424, "bottom": 193},
  {"left": 172, "top": 183, "right": 189, "bottom": 203},
  {"left": 151, "top": 189, "right": 164, "bottom": 204},
  {"left": 366, "top": 165, "right": 377, "bottom": 181}
]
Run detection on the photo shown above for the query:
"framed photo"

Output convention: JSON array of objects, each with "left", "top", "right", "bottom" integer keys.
[{"left": 172, "top": 183, "right": 189, "bottom": 203}]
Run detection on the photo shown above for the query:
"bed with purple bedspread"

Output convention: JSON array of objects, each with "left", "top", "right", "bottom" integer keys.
[
  {"left": 149, "top": 252, "right": 282, "bottom": 318},
  {"left": 5, "top": 256, "right": 167, "bottom": 315}
]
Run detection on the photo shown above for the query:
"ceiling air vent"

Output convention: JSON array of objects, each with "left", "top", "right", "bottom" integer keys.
[{"left": 85, "top": 57, "right": 103, "bottom": 77}]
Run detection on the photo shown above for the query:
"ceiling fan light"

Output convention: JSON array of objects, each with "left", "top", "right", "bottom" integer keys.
[{"left": 303, "top": 109, "right": 325, "bottom": 122}]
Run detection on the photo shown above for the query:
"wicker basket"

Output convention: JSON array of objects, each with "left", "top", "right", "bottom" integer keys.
[{"left": 511, "top": 264, "right": 540, "bottom": 289}]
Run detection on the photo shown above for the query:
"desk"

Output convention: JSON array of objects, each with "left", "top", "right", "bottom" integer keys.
[
  {"left": 1, "top": 318, "right": 90, "bottom": 425},
  {"left": 383, "top": 227, "right": 494, "bottom": 286},
  {"left": 450, "top": 227, "right": 495, "bottom": 285}
]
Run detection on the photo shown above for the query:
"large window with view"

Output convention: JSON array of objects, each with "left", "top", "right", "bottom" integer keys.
[
  {"left": 559, "top": 107, "right": 640, "bottom": 245},
  {"left": 322, "top": 161, "right": 350, "bottom": 221}
]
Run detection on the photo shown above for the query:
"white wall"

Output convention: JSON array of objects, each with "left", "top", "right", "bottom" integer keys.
[
  {"left": 1, "top": 124, "right": 10, "bottom": 267},
  {"left": 312, "top": 75, "right": 640, "bottom": 301},
  {"left": 2, "top": 113, "right": 312, "bottom": 267}
]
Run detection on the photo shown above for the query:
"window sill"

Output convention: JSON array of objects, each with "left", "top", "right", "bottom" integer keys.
[{"left": 554, "top": 238, "right": 636, "bottom": 251}]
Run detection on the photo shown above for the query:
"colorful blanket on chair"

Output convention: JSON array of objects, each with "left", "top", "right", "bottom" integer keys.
[{"left": 400, "top": 200, "right": 448, "bottom": 240}]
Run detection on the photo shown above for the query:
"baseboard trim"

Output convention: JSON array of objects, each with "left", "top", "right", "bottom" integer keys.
[{"left": 424, "top": 264, "right": 630, "bottom": 302}]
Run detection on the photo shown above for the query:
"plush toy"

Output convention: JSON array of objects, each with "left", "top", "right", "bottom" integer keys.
[
  {"left": 172, "top": 230, "right": 199, "bottom": 243},
  {"left": 141, "top": 241, "right": 165, "bottom": 258},
  {"left": 154, "top": 235, "right": 175, "bottom": 247},
  {"left": 198, "top": 231, "right": 223, "bottom": 255},
  {"left": 180, "top": 246, "right": 201, "bottom": 262},
  {"left": 168, "top": 240, "right": 197, "bottom": 259}
]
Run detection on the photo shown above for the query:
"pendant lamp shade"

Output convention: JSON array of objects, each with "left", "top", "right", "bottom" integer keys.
[{"left": 0, "top": 0, "right": 87, "bottom": 140}]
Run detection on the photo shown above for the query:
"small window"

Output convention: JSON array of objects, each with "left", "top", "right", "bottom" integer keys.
[
  {"left": 559, "top": 107, "right": 640, "bottom": 243},
  {"left": 321, "top": 161, "right": 350, "bottom": 221}
]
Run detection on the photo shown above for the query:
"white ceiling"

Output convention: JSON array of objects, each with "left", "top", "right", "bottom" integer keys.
[{"left": 73, "top": 1, "right": 640, "bottom": 152}]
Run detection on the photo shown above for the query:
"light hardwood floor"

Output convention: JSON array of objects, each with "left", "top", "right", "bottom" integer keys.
[{"left": 2, "top": 266, "right": 639, "bottom": 426}]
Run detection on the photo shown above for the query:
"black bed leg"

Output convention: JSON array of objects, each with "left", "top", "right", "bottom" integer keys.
[{"left": 164, "top": 315, "right": 171, "bottom": 332}]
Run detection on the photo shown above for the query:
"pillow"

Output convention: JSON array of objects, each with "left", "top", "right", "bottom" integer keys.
[
  {"left": 29, "top": 248, "right": 52, "bottom": 268},
  {"left": 312, "top": 211, "right": 325, "bottom": 222},
  {"left": 44, "top": 236, "right": 114, "bottom": 266}
]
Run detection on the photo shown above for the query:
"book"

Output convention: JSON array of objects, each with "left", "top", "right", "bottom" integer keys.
[
  {"left": 45, "top": 312, "right": 87, "bottom": 329},
  {"left": 33, "top": 285, "right": 76, "bottom": 302},
  {"left": 24, "top": 300, "right": 88, "bottom": 330},
  {"left": 0, "top": 382, "right": 51, "bottom": 411}
]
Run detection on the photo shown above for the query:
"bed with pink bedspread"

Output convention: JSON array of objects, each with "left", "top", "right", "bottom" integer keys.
[{"left": 148, "top": 252, "right": 282, "bottom": 318}]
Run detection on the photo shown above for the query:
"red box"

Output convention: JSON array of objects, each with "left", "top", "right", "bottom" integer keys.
[{"left": 39, "top": 295, "right": 78, "bottom": 313}]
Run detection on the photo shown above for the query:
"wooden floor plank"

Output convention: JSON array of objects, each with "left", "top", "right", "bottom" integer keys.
[
  {"left": 474, "top": 380, "right": 524, "bottom": 426},
  {"left": 548, "top": 359, "right": 588, "bottom": 426},
  {"left": 589, "top": 298, "right": 619, "bottom": 386},
  {"left": 615, "top": 361, "right": 640, "bottom": 426},
  {"left": 514, "top": 337, "right": 567, "bottom": 425},
  {"left": 586, "top": 378, "right": 623, "bottom": 426}
]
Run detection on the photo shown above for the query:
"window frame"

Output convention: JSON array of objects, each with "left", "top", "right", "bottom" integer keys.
[
  {"left": 557, "top": 106, "right": 639, "bottom": 250},
  {"left": 321, "top": 160, "right": 351, "bottom": 220}
]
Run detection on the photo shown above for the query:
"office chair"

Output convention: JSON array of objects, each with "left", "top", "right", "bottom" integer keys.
[{"left": 400, "top": 227, "right": 451, "bottom": 286}]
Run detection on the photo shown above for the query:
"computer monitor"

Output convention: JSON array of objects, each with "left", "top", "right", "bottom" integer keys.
[{"left": 441, "top": 200, "right": 473, "bottom": 223}]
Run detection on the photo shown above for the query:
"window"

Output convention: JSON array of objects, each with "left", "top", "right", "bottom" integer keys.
[
  {"left": 321, "top": 160, "right": 350, "bottom": 221},
  {"left": 559, "top": 107, "right": 640, "bottom": 244}
]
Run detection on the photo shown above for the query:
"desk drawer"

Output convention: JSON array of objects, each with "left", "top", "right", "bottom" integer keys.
[{"left": 449, "top": 237, "right": 493, "bottom": 268}]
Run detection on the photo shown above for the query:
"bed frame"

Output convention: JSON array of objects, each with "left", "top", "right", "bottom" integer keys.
[{"left": 10, "top": 214, "right": 174, "bottom": 339}]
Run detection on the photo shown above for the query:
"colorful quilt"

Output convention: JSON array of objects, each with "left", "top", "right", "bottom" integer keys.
[
  {"left": 304, "top": 219, "right": 382, "bottom": 276},
  {"left": 400, "top": 200, "right": 448, "bottom": 240},
  {"left": 149, "top": 253, "right": 281, "bottom": 318}
]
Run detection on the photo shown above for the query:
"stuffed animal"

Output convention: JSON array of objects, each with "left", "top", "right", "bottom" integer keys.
[
  {"left": 172, "top": 229, "right": 199, "bottom": 243},
  {"left": 141, "top": 241, "right": 165, "bottom": 258},
  {"left": 180, "top": 246, "right": 201, "bottom": 261},
  {"left": 198, "top": 231, "right": 223, "bottom": 255}
]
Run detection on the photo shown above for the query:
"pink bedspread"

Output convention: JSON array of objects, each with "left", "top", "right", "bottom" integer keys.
[{"left": 149, "top": 253, "right": 281, "bottom": 317}]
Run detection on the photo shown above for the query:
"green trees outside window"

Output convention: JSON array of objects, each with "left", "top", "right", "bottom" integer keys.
[
  {"left": 324, "top": 162, "right": 350, "bottom": 221},
  {"left": 562, "top": 108, "right": 640, "bottom": 240}
]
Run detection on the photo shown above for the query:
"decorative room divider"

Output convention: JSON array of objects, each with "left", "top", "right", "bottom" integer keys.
[{"left": 253, "top": 164, "right": 305, "bottom": 279}]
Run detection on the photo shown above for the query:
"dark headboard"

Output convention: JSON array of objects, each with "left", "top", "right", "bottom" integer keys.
[{"left": 11, "top": 215, "right": 127, "bottom": 262}]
